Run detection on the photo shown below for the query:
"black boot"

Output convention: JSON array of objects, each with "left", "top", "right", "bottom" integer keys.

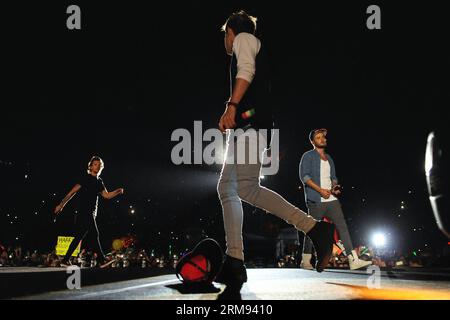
[
  {"left": 215, "top": 255, "right": 247, "bottom": 285},
  {"left": 306, "top": 221, "right": 336, "bottom": 273},
  {"left": 217, "top": 282, "right": 243, "bottom": 300}
]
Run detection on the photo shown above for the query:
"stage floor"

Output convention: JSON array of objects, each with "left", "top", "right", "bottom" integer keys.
[{"left": 4, "top": 267, "right": 450, "bottom": 300}]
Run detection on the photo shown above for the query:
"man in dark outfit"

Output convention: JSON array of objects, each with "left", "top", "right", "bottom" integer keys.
[{"left": 54, "top": 156, "right": 124, "bottom": 267}]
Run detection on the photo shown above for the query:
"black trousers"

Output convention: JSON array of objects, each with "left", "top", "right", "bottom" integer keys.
[{"left": 63, "top": 213, "right": 105, "bottom": 263}]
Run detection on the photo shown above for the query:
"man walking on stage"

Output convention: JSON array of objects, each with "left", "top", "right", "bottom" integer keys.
[
  {"left": 299, "top": 129, "right": 372, "bottom": 270},
  {"left": 54, "top": 156, "right": 124, "bottom": 267},
  {"left": 216, "top": 10, "right": 337, "bottom": 287}
]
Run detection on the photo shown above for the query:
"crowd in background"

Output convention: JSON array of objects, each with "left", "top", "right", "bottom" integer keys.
[
  {"left": 0, "top": 242, "right": 177, "bottom": 269},
  {"left": 1, "top": 241, "right": 449, "bottom": 270}
]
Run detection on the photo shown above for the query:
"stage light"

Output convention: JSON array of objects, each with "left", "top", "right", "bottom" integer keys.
[
  {"left": 371, "top": 232, "right": 387, "bottom": 248},
  {"left": 425, "top": 133, "right": 434, "bottom": 174}
]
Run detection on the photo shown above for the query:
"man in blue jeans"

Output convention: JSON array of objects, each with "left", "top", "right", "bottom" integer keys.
[{"left": 299, "top": 128, "right": 372, "bottom": 270}]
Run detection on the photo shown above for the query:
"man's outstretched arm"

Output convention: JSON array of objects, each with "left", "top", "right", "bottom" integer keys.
[
  {"left": 54, "top": 184, "right": 81, "bottom": 214},
  {"left": 101, "top": 188, "right": 124, "bottom": 200}
]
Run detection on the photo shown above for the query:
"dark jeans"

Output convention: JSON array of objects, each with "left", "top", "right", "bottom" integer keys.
[
  {"left": 303, "top": 200, "right": 353, "bottom": 255},
  {"left": 63, "top": 214, "right": 105, "bottom": 263}
]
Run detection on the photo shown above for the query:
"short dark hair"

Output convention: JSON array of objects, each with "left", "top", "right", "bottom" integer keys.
[
  {"left": 221, "top": 10, "right": 257, "bottom": 35},
  {"left": 309, "top": 128, "right": 328, "bottom": 142}
]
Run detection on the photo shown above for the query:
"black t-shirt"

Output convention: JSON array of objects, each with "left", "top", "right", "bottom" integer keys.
[{"left": 76, "top": 174, "right": 106, "bottom": 216}]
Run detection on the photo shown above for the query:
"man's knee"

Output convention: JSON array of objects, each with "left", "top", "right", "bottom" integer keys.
[
  {"left": 217, "top": 179, "right": 237, "bottom": 200},
  {"left": 237, "top": 181, "right": 259, "bottom": 202},
  {"left": 217, "top": 179, "right": 226, "bottom": 197}
]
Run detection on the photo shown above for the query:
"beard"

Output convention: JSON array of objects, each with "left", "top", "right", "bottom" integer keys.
[{"left": 315, "top": 143, "right": 327, "bottom": 149}]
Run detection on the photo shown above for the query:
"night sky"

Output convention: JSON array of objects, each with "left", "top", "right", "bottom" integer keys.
[{"left": 1, "top": 2, "right": 449, "bottom": 258}]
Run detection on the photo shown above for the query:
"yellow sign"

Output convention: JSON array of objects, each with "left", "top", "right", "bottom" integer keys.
[{"left": 56, "top": 236, "right": 82, "bottom": 257}]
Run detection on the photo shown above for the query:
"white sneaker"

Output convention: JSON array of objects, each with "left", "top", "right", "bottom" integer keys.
[
  {"left": 348, "top": 250, "right": 372, "bottom": 270},
  {"left": 300, "top": 254, "right": 314, "bottom": 270}
]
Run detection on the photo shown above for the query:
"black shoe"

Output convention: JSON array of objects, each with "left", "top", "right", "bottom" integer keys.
[
  {"left": 217, "top": 282, "right": 243, "bottom": 300},
  {"left": 306, "top": 221, "right": 336, "bottom": 273},
  {"left": 214, "top": 255, "right": 247, "bottom": 285}
]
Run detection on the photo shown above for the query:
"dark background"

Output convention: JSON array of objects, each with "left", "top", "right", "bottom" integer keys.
[{"left": 1, "top": 2, "right": 449, "bottom": 259}]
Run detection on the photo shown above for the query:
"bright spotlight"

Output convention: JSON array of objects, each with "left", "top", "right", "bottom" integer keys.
[
  {"left": 372, "top": 232, "right": 387, "bottom": 248},
  {"left": 425, "top": 132, "right": 434, "bottom": 175}
]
